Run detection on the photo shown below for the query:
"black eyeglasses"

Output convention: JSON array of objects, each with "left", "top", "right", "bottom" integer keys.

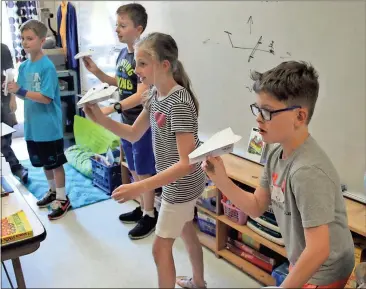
[{"left": 250, "top": 103, "right": 301, "bottom": 121}]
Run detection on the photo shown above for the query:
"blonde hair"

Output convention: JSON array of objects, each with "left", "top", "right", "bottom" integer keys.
[
  {"left": 20, "top": 19, "right": 48, "bottom": 39},
  {"left": 134, "top": 32, "right": 199, "bottom": 114}
]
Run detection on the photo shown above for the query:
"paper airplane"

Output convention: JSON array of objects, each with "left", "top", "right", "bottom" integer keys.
[
  {"left": 74, "top": 49, "right": 94, "bottom": 60},
  {"left": 76, "top": 83, "right": 118, "bottom": 108},
  {"left": 189, "top": 128, "right": 242, "bottom": 164},
  {"left": 1, "top": 122, "right": 16, "bottom": 137},
  {"left": 3, "top": 69, "right": 14, "bottom": 96}
]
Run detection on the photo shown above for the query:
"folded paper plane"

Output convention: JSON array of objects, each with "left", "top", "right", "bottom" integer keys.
[
  {"left": 76, "top": 83, "right": 118, "bottom": 108},
  {"left": 74, "top": 49, "right": 94, "bottom": 60},
  {"left": 189, "top": 128, "right": 242, "bottom": 164}
]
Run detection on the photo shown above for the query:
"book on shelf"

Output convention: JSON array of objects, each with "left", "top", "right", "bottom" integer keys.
[
  {"left": 1, "top": 210, "right": 33, "bottom": 245},
  {"left": 228, "top": 237, "right": 276, "bottom": 273}
]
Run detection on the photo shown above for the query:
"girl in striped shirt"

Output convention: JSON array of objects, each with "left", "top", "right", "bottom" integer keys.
[{"left": 84, "top": 32, "right": 207, "bottom": 288}]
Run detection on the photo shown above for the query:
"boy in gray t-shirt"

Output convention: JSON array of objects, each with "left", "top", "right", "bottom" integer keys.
[{"left": 203, "top": 61, "right": 355, "bottom": 288}]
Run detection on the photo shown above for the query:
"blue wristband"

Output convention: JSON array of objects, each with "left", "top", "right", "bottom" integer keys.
[{"left": 16, "top": 87, "right": 28, "bottom": 98}]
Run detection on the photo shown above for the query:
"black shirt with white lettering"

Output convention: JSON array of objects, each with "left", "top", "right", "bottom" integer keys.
[{"left": 116, "top": 47, "right": 142, "bottom": 125}]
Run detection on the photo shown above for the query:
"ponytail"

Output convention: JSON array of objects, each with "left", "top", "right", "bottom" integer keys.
[{"left": 173, "top": 60, "right": 199, "bottom": 115}]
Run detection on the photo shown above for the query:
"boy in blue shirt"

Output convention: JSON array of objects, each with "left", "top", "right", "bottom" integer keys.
[{"left": 7, "top": 19, "right": 70, "bottom": 220}]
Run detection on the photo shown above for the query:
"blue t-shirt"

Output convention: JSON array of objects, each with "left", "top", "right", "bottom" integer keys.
[{"left": 17, "top": 55, "right": 63, "bottom": 142}]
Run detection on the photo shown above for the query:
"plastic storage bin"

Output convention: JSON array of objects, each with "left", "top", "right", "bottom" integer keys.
[
  {"left": 91, "top": 150, "right": 122, "bottom": 195},
  {"left": 221, "top": 200, "right": 248, "bottom": 225},
  {"left": 197, "top": 211, "right": 216, "bottom": 237}
]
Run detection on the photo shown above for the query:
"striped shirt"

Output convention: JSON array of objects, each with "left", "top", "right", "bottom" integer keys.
[{"left": 148, "top": 85, "right": 206, "bottom": 204}]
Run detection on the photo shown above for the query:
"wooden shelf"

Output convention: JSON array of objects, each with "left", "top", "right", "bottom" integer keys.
[
  {"left": 344, "top": 198, "right": 366, "bottom": 237},
  {"left": 196, "top": 204, "right": 218, "bottom": 219},
  {"left": 221, "top": 154, "right": 262, "bottom": 188},
  {"left": 218, "top": 249, "right": 275, "bottom": 286},
  {"left": 218, "top": 215, "right": 287, "bottom": 257}
]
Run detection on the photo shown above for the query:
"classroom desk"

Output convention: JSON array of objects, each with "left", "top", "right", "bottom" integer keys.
[
  {"left": 221, "top": 153, "right": 366, "bottom": 237},
  {"left": 1, "top": 175, "right": 47, "bottom": 288}
]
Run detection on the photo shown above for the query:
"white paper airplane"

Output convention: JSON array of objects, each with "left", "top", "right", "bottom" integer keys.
[
  {"left": 189, "top": 128, "right": 242, "bottom": 164},
  {"left": 3, "top": 69, "right": 14, "bottom": 96},
  {"left": 1, "top": 122, "right": 16, "bottom": 137},
  {"left": 74, "top": 49, "right": 94, "bottom": 60},
  {"left": 77, "top": 83, "right": 118, "bottom": 108}
]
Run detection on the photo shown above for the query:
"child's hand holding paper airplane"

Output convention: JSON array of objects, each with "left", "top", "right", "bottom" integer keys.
[
  {"left": 202, "top": 156, "right": 228, "bottom": 187},
  {"left": 3, "top": 69, "right": 14, "bottom": 96},
  {"left": 77, "top": 83, "right": 118, "bottom": 108}
]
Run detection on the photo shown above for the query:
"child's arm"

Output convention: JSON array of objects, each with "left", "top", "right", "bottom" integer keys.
[
  {"left": 7, "top": 81, "right": 51, "bottom": 104},
  {"left": 111, "top": 131, "right": 197, "bottom": 202},
  {"left": 82, "top": 57, "right": 117, "bottom": 86},
  {"left": 202, "top": 157, "right": 271, "bottom": 218},
  {"left": 280, "top": 225, "right": 330, "bottom": 288},
  {"left": 101, "top": 83, "right": 149, "bottom": 115},
  {"left": 138, "top": 132, "right": 196, "bottom": 191},
  {"left": 280, "top": 166, "right": 334, "bottom": 288},
  {"left": 83, "top": 103, "right": 150, "bottom": 143}
]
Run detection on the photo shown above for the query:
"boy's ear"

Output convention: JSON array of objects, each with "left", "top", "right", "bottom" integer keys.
[
  {"left": 137, "top": 25, "right": 144, "bottom": 34},
  {"left": 297, "top": 108, "right": 308, "bottom": 123}
]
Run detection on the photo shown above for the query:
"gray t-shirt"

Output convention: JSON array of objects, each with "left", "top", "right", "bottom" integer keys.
[{"left": 260, "top": 135, "right": 355, "bottom": 285}]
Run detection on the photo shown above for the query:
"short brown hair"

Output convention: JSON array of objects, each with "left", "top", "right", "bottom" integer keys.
[
  {"left": 116, "top": 3, "right": 148, "bottom": 33},
  {"left": 20, "top": 19, "right": 48, "bottom": 38},
  {"left": 251, "top": 61, "right": 319, "bottom": 124}
]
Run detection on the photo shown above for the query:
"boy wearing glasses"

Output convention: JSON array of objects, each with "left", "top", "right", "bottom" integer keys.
[{"left": 203, "top": 61, "right": 355, "bottom": 288}]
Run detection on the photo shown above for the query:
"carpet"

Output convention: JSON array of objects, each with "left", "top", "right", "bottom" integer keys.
[{"left": 20, "top": 159, "right": 110, "bottom": 209}]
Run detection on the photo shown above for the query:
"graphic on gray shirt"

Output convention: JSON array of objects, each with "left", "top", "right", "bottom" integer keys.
[{"left": 260, "top": 135, "right": 355, "bottom": 285}]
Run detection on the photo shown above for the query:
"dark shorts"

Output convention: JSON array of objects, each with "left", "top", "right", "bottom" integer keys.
[
  {"left": 121, "top": 128, "right": 156, "bottom": 176},
  {"left": 26, "top": 139, "right": 67, "bottom": 170}
]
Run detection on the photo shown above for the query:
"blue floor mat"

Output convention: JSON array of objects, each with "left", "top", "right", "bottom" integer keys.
[{"left": 20, "top": 159, "right": 110, "bottom": 210}]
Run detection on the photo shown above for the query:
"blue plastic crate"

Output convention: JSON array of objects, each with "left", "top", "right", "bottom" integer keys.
[
  {"left": 271, "top": 262, "right": 289, "bottom": 286},
  {"left": 91, "top": 150, "right": 122, "bottom": 195},
  {"left": 197, "top": 196, "right": 217, "bottom": 214}
]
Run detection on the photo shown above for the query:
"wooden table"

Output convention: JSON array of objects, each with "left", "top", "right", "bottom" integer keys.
[{"left": 1, "top": 175, "right": 47, "bottom": 288}]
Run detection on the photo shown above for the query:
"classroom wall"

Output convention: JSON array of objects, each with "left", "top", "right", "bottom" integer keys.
[{"left": 38, "top": 1, "right": 366, "bottom": 195}]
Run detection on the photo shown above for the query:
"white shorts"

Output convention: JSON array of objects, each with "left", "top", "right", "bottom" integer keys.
[{"left": 155, "top": 198, "right": 198, "bottom": 239}]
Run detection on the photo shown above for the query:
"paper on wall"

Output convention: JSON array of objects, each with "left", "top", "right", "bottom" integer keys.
[{"left": 188, "top": 127, "right": 242, "bottom": 164}]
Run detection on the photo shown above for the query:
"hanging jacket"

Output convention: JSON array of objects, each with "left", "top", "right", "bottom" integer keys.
[{"left": 56, "top": 1, "right": 79, "bottom": 71}]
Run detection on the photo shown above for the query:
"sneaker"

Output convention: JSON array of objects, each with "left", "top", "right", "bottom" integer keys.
[
  {"left": 128, "top": 209, "right": 158, "bottom": 240},
  {"left": 118, "top": 206, "right": 143, "bottom": 224},
  {"left": 36, "top": 189, "right": 56, "bottom": 208},
  {"left": 13, "top": 167, "right": 28, "bottom": 184},
  {"left": 48, "top": 196, "right": 71, "bottom": 220}
]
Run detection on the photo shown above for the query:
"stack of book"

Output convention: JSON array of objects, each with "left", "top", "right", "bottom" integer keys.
[{"left": 1, "top": 210, "right": 33, "bottom": 245}]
